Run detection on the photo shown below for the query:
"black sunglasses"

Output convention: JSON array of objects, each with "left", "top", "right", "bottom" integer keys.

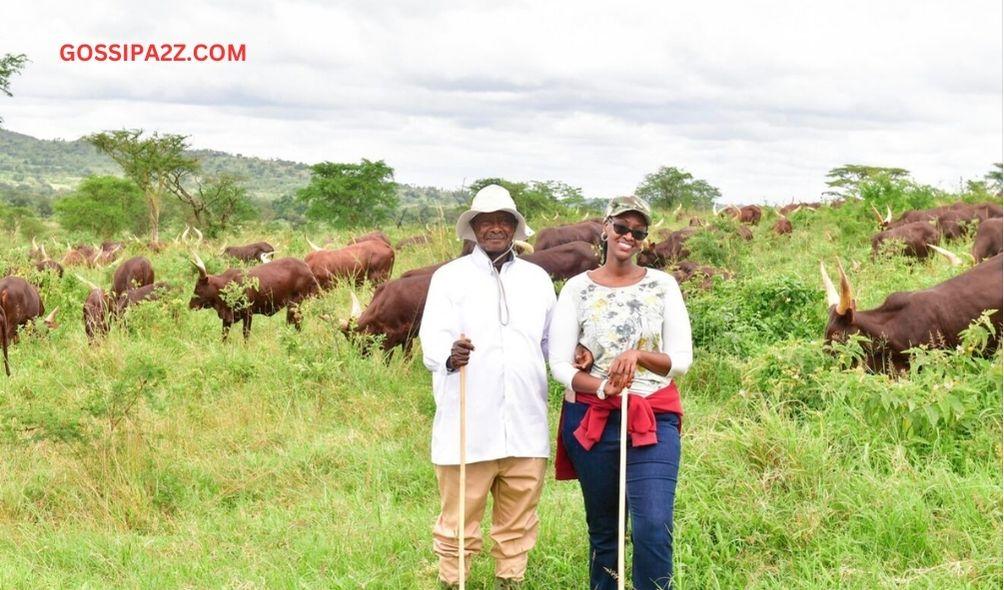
[{"left": 609, "top": 222, "right": 648, "bottom": 241}]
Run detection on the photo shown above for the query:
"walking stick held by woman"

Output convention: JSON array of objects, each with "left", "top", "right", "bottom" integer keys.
[{"left": 458, "top": 333, "right": 469, "bottom": 590}]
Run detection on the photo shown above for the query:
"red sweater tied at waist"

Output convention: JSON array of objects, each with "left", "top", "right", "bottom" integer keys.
[{"left": 555, "top": 382, "right": 683, "bottom": 481}]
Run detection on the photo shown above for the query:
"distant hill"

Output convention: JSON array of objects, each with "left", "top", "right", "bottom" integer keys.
[{"left": 0, "top": 128, "right": 312, "bottom": 201}]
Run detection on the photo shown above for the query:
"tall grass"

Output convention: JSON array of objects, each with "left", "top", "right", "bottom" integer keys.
[{"left": 0, "top": 200, "right": 999, "bottom": 588}]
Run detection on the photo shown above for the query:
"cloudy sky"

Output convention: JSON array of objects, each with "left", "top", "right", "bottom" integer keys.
[{"left": 1, "top": 0, "right": 1001, "bottom": 202}]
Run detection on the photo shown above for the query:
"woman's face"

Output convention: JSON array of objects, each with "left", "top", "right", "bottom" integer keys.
[{"left": 603, "top": 211, "right": 649, "bottom": 262}]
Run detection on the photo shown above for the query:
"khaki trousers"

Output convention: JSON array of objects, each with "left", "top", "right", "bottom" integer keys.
[{"left": 433, "top": 457, "right": 546, "bottom": 584}]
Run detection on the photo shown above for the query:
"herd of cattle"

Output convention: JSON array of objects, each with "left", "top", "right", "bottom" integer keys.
[{"left": 0, "top": 200, "right": 1001, "bottom": 376}]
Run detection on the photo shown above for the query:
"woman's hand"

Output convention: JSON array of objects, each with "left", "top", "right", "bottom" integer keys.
[
  {"left": 608, "top": 349, "right": 641, "bottom": 390},
  {"left": 573, "top": 344, "right": 594, "bottom": 371}
]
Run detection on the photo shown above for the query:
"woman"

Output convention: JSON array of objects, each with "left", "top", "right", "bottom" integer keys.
[{"left": 549, "top": 195, "right": 693, "bottom": 590}]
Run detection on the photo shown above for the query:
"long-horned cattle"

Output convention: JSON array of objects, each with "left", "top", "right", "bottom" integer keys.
[
  {"left": 0, "top": 277, "right": 58, "bottom": 376},
  {"left": 871, "top": 221, "right": 941, "bottom": 259},
  {"left": 32, "top": 242, "right": 64, "bottom": 277},
  {"left": 638, "top": 228, "right": 699, "bottom": 268},
  {"left": 972, "top": 218, "right": 1003, "bottom": 263},
  {"left": 347, "top": 231, "right": 393, "bottom": 247},
  {"left": 304, "top": 238, "right": 395, "bottom": 289},
  {"left": 820, "top": 255, "right": 1003, "bottom": 372},
  {"left": 342, "top": 273, "right": 432, "bottom": 354},
  {"left": 223, "top": 242, "right": 276, "bottom": 263},
  {"left": 111, "top": 256, "right": 154, "bottom": 297},
  {"left": 189, "top": 254, "right": 318, "bottom": 340}
]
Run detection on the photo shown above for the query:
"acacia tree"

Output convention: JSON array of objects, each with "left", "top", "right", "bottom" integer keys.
[
  {"left": 167, "top": 172, "right": 256, "bottom": 237},
  {"left": 297, "top": 159, "right": 398, "bottom": 227},
  {"left": 824, "top": 164, "right": 910, "bottom": 198},
  {"left": 635, "top": 166, "right": 720, "bottom": 209},
  {"left": 0, "top": 53, "right": 28, "bottom": 125},
  {"left": 85, "top": 130, "right": 199, "bottom": 243},
  {"left": 468, "top": 177, "right": 582, "bottom": 219}
]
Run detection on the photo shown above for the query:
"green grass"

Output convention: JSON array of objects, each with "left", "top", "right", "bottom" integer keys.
[{"left": 0, "top": 199, "right": 999, "bottom": 588}]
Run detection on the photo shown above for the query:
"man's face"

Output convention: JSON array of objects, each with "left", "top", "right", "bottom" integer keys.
[{"left": 471, "top": 211, "right": 517, "bottom": 256}]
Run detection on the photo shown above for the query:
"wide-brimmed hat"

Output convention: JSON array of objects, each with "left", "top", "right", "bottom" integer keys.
[
  {"left": 455, "top": 184, "right": 534, "bottom": 241},
  {"left": 605, "top": 195, "right": 652, "bottom": 226}
]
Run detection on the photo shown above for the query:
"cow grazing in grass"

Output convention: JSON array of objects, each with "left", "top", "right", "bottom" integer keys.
[
  {"left": 304, "top": 238, "right": 395, "bottom": 289},
  {"left": 342, "top": 273, "right": 432, "bottom": 353},
  {"left": 223, "top": 242, "right": 275, "bottom": 263},
  {"left": 820, "top": 255, "right": 1003, "bottom": 372},
  {"left": 61, "top": 244, "right": 99, "bottom": 267},
  {"left": 972, "top": 218, "right": 1003, "bottom": 263},
  {"left": 772, "top": 214, "right": 793, "bottom": 236},
  {"left": 0, "top": 277, "right": 58, "bottom": 376},
  {"left": 79, "top": 273, "right": 169, "bottom": 340},
  {"left": 671, "top": 261, "right": 732, "bottom": 290},
  {"left": 111, "top": 256, "right": 154, "bottom": 297},
  {"left": 871, "top": 221, "right": 941, "bottom": 259},
  {"left": 637, "top": 227, "right": 699, "bottom": 268},
  {"left": 533, "top": 220, "right": 604, "bottom": 250},
  {"left": 31, "top": 242, "right": 63, "bottom": 277},
  {"left": 348, "top": 231, "right": 393, "bottom": 247},
  {"left": 189, "top": 255, "right": 318, "bottom": 340},
  {"left": 715, "top": 204, "right": 761, "bottom": 225}
]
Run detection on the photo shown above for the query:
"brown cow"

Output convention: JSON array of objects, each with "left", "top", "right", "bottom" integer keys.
[
  {"left": 348, "top": 231, "right": 393, "bottom": 247},
  {"left": 223, "top": 242, "right": 275, "bottom": 263},
  {"left": 772, "top": 215, "right": 793, "bottom": 236},
  {"left": 638, "top": 228, "right": 699, "bottom": 268},
  {"left": 972, "top": 218, "right": 1003, "bottom": 262},
  {"left": 0, "top": 277, "right": 58, "bottom": 376},
  {"left": 79, "top": 273, "right": 168, "bottom": 340},
  {"left": 820, "top": 256, "right": 1003, "bottom": 372},
  {"left": 32, "top": 243, "right": 63, "bottom": 277},
  {"left": 779, "top": 202, "right": 820, "bottom": 215},
  {"left": 520, "top": 241, "right": 600, "bottom": 280},
  {"left": 61, "top": 244, "right": 98, "bottom": 267},
  {"left": 533, "top": 220, "right": 604, "bottom": 250},
  {"left": 871, "top": 221, "right": 941, "bottom": 259},
  {"left": 111, "top": 256, "right": 154, "bottom": 297},
  {"left": 671, "top": 261, "right": 732, "bottom": 290},
  {"left": 715, "top": 204, "right": 761, "bottom": 225},
  {"left": 305, "top": 239, "right": 395, "bottom": 289},
  {"left": 189, "top": 255, "right": 318, "bottom": 340},
  {"left": 342, "top": 273, "right": 432, "bottom": 353}
]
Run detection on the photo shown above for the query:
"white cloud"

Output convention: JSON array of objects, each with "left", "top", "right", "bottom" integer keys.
[{"left": 1, "top": 0, "right": 1000, "bottom": 202}]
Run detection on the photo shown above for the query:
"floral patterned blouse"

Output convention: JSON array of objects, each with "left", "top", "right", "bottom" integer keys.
[{"left": 548, "top": 269, "right": 693, "bottom": 396}]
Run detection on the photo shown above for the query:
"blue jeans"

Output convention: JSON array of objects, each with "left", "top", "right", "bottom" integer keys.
[{"left": 561, "top": 400, "right": 681, "bottom": 590}]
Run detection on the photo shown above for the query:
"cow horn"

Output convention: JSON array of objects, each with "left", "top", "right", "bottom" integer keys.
[
  {"left": 513, "top": 240, "right": 534, "bottom": 254},
  {"left": 39, "top": 244, "right": 49, "bottom": 260},
  {"left": 652, "top": 218, "right": 664, "bottom": 228},
  {"left": 181, "top": 225, "right": 190, "bottom": 241},
  {"left": 712, "top": 203, "right": 719, "bottom": 216},
  {"left": 193, "top": 227, "right": 203, "bottom": 242},
  {"left": 884, "top": 206, "right": 892, "bottom": 224},
  {"left": 927, "top": 243, "right": 962, "bottom": 266},
  {"left": 349, "top": 291, "right": 362, "bottom": 318},
  {"left": 32, "top": 237, "right": 38, "bottom": 251},
  {"left": 306, "top": 238, "right": 322, "bottom": 252},
  {"left": 73, "top": 273, "right": 100, "bottom": 291},
  {"left": 259, "top": 252, "right": 273, "bottom": 263},
  {"left": 819, "top": 261, "right": 840, "bottom": 308},
  {"left": 835, "top": 259, "right": 854, "bottom": 315},
  {"left": 43, "top": 307, "right": 58, "bottom": 323},
  {"left": 191, "top": 252, "right": 207, "bottom": 276},
  {"left": 869, "top": 203, "right": 885, "bottom": 224},
  {"left": 671, "top": 204, "right": 682, "bottom": 218}
]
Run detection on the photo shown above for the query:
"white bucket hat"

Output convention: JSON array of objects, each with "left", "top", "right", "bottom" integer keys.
[{"left": 455, "top": 184, "right": 534, "bottom": 241}]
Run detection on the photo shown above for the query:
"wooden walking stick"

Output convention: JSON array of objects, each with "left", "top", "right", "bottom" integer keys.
[
  {"left": 458, "top": 335, "right": 468, "bottom": 590},
  {"left": 617, "top": 388, "right": 629, "bottom": 590}
]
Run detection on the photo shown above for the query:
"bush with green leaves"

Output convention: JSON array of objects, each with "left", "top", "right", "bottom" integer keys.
[{"left": 53, "top": 175, "right": 146, "bottom": 238}]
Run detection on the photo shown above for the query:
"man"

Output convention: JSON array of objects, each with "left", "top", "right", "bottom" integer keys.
[{"left": 419, "top": 184, "right": 556, "bottom": 589}]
